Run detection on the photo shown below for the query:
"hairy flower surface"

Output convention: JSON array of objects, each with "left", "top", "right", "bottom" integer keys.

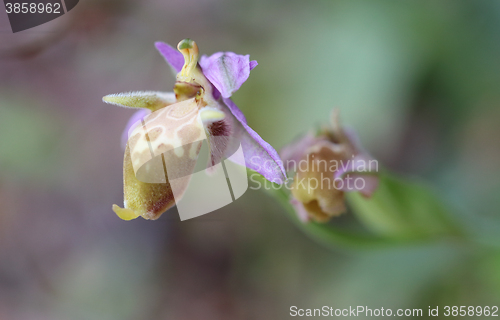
[
  {"left": 281, "top": 110, "right": 379, "bottom": 222},
  {"left": 104, "top": 39, "right": 286, "bottom": 220}
]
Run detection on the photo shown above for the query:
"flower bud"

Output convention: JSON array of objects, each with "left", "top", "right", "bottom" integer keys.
[{"left": 281, "top": 110, "right": 379, "bottom": 222}]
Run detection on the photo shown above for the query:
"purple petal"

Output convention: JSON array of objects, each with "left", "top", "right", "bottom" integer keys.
[
  {"left": 211, "top": 85, "right": 221, "bottom": 100},
  {"left": 335, "top": 163, "right": 379, "bottom": 197},
  {"left": 280, "top": 132, "right": 323, "bottom": 172},
  {"left": 290, "top": 198, "right": 310, "bottom": 223},
  {"left": 222, "top": 97, "right": 247, "bottom": 124},
  {"left": 155, "top": 41, "right": 184, "bottom": 73},
  {"left": 333, "top": 127, "right": 379, "bottom": 197},
  {"left": 200, "top": 52, "right": 256, "bottom": 98},
  {"left": 223, "top": 98, "right": 286, "bottom": 184},
  {"left": 353, "top": 174, "right": 379, "bottom": 197},
  {"left": 121, "top": 109, "right": 150, "bottom": 150}
]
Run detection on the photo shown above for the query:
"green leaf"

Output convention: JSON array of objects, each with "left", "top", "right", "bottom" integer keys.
[
  {"left": 252, "top": 171, "right": 398, "bottom": 250},
  {"left": 347, "top": 172, "right": 463, "bottom": 240}
]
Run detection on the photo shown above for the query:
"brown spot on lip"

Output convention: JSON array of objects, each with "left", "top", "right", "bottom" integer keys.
[
  {"left": 156, "top": 143, "right": 173, "bottom": 154},
  {"left": 207, "top": 120, "right": 230, "bottom": 136},
  {"left": 178, "top": 125, "right": 202, "bottom": 145},
  {"left": 128, "top": 133, "right": 141, "bottom": 146},
  {"left": 147, "top": 127, "right": 163, "bottom": 141}
]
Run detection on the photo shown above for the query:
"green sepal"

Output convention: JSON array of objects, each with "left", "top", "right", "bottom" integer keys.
[{"left": 103, "top": 91, "right": 176, "bottom": 112}]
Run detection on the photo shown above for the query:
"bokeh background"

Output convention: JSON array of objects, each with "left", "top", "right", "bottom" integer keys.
[{"left": 1, "top": 0, "right": 500, "bottom": 319}]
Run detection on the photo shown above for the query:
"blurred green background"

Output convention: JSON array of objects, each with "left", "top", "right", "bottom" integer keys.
[{"left": 1, "top": 0, "right": 500, "bottom": 319}]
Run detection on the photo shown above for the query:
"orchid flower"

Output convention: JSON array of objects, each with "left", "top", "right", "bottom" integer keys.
[
  {"left": 103, "top": 39, "right": 286, "bottom": 221},
  {"left": 280, "top": 110, "right": 379, "bottom": 223}
]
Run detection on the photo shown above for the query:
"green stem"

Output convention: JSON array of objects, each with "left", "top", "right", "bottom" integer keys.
[{"left": 263, "top": 180, "right": 400, "bottom": 250}]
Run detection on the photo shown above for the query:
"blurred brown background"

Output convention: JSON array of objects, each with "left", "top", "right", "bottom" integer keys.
[{"left": 1, "top": 0, "right": 500, "bottom": 319}]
